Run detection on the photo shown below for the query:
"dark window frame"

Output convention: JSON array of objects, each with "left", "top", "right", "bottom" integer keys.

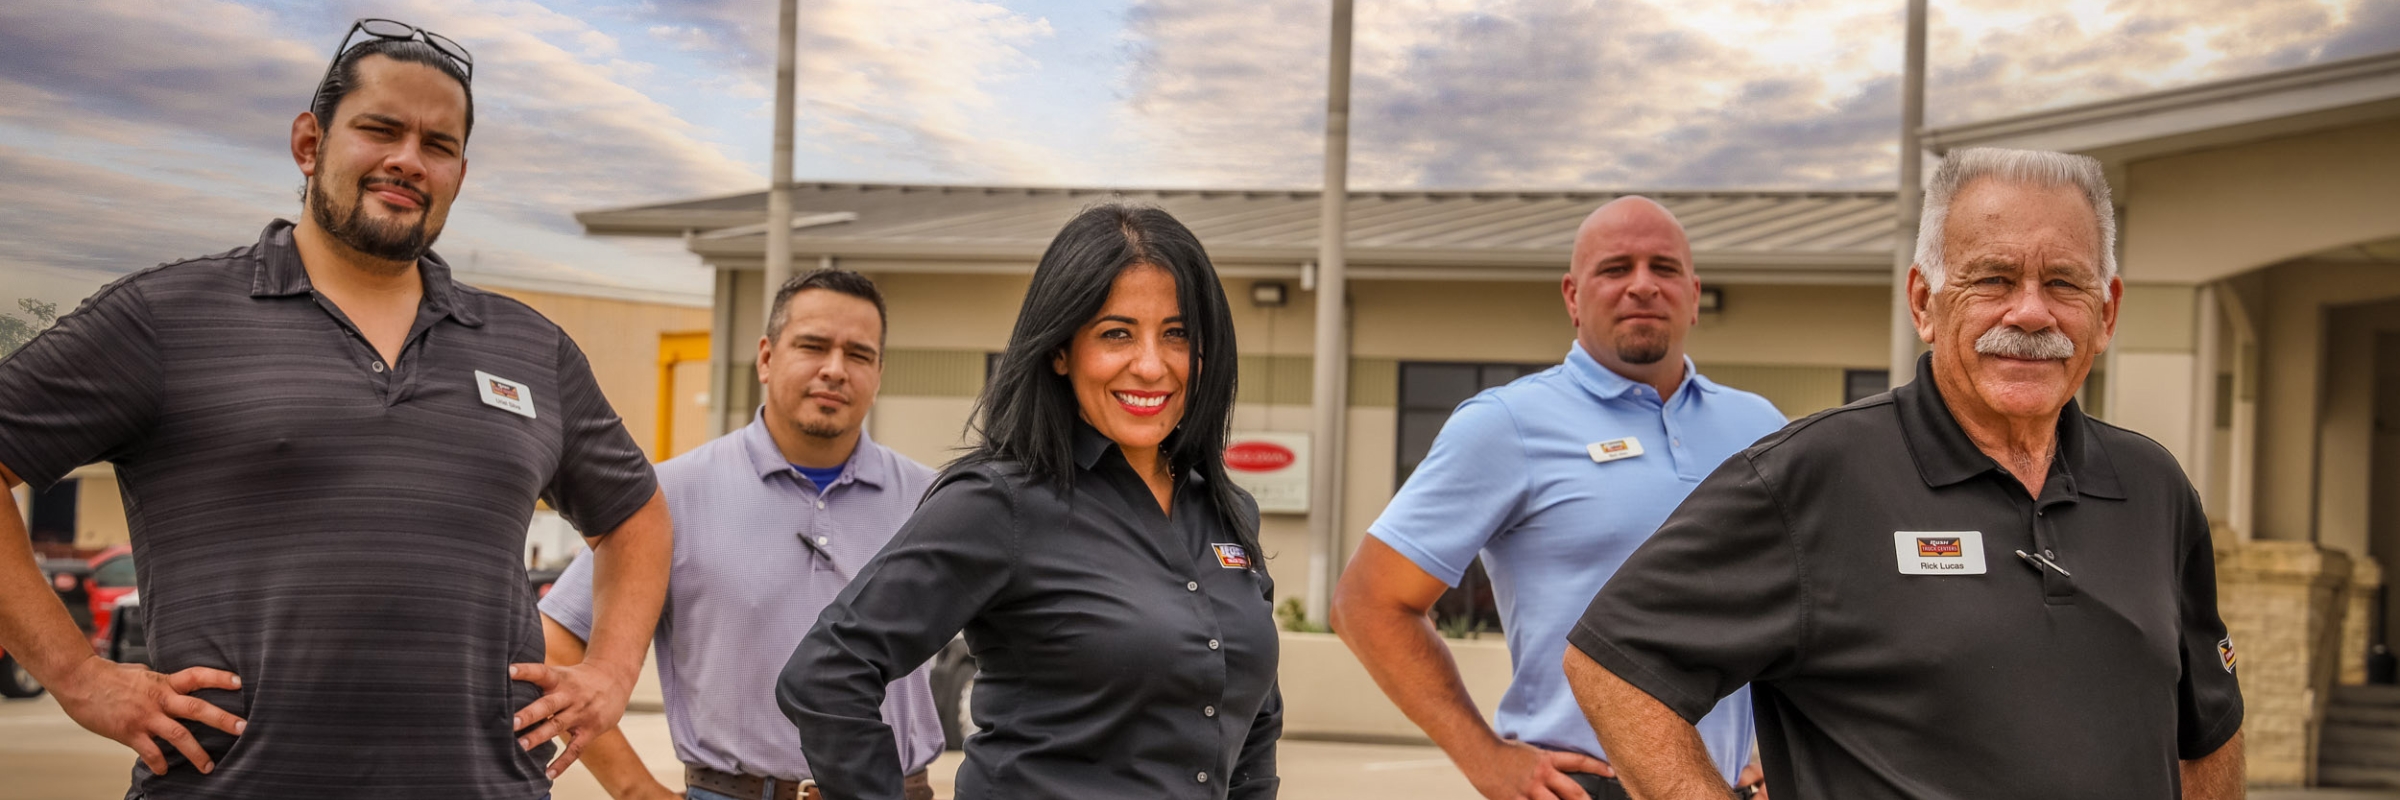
[{"left": 1392, "top": 360, "right": 1550, "bottom": 639}]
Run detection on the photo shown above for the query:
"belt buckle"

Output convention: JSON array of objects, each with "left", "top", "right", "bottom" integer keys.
[{"left": 795, "top": 778, "right": 818, "bottom": 800}]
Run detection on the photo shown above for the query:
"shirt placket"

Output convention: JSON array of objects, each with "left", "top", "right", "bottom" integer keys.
[
  {"left": 800, "top": 476, "right": 835, "bottom": 575},
  {"left": 313, "top": 294, "right": 438, "bottom": 407},
  {"left": 1154, "top": 480, "right": 1229, "bottom": 795},
  {"left": 1661, "top": 395, "right": 1700, "bottom": 480}
]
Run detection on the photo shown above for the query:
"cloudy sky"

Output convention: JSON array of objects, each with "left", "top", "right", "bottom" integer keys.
[{"left": 2, "top": 0, "right": 2392, "bottom": 314}]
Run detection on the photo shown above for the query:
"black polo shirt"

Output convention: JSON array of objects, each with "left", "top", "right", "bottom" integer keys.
[
  {"left": 0, "top": 221, "right": 657, "bottom": 800},
  {"left": 782, "top": 422, "right": 1281, "bottom": 800},
  {"left": 1569, "top": 354, "right": 2242, "bottom": 799}
]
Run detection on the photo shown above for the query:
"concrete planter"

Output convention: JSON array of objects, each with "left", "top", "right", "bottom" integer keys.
[{"left": 1276, "top": 630, "right": 1515, "bottom": 743}]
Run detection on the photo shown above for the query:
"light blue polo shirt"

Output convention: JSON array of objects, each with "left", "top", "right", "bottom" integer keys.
[{"left": 1369, "top": 341, "right": 1788, "bottom": 782}]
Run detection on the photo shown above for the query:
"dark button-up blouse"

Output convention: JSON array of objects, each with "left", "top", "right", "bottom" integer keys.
[{"left": 781, "top": 423, "right": 1281, "bottom": 800}]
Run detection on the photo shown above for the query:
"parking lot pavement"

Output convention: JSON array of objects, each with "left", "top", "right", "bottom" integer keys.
[
  {"left": 20, "top": 693, "right": 2396, "bottom": 800},
  {"left": 550, "top": 713, "right": 1487, "bottom": 800},
  {"left": 5, "top": 692, "right": 1482, "bottom": 800}
]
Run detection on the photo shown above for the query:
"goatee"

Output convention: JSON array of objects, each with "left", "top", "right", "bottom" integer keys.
[{"left": 309, "top": 175, "right": 437, "bottom": 264}]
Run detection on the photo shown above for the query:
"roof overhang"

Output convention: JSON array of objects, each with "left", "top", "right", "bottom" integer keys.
[
  {"left": 1923, "top": 49, "right": 2400, "bottom": 166},
  {"left": 579, "top": 185, "right": 1900, "bottom": 285}
]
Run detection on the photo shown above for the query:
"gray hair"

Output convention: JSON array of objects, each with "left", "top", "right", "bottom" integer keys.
[{"left": 1913, "top": 147, "right": 2117, "bottom": 293}]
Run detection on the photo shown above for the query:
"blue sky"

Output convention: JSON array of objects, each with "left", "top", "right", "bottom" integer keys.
[{"left": 2, "top": 0, "right": 2393, "bottom": 314}]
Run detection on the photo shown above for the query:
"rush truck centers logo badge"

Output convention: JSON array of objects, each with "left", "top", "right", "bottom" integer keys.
[
  {"left": 475, "top": 370, "right": 536, "bottom": 419},
  {"left": 1892, "top": 531, "right": 1985, "bottom": 575},
  {"left": 1211, "top": 543, "right": 1251, "bottom": 570},
  {"left": 2218, "top": 637, "right": 2237, "bottom": 673}
]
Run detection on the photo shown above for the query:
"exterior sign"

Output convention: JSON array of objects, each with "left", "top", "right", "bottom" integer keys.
[{"left": 1224, "top": 432, "right": 1310, "bottom": 514}]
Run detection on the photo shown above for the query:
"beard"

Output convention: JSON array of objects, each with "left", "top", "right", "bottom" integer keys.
[
  {"left": 1611, "top": 325, "right": 1672, "bottom": 365},
  {"left": 309, "top": 174, "right": 437, "bottom": 264}
]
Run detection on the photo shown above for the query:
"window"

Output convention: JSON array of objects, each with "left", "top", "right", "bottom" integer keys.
[
  {"left": 1394, "top": 361, "right": 1550, "bottom": 638},
  {"left": 1843, "top": 369, "right": 1890, "bottom": 404},
  {"left": 92, "top": 554, "right": 136, "bottom": 589},
  {"left": 26, "top": 479, "right": 77, "bottom": 546}
]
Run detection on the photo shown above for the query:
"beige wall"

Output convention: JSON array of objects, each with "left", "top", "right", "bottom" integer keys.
[
  {"left": 68, "top": 464, "right": 128, "bottom": 549},
  {"left": 488, "top": 288, "right": 713, "bottom": 462},
  {"left": 2109, "top": 284, "right": 2202, "bottom": 470},
  {"left": 2245, "top": 264, "right": 2400, "bottom": 543},
  {"left": 2122, "top": 117, "right": 2400, "bottom": 285},
  {"left": 844, "top": 270, "right": 1892, "bottom": 605}
]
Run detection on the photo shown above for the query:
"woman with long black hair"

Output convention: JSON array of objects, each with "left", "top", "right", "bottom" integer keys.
[{"left": 780, "top": 204, "right": 1280, "bottom": 800}]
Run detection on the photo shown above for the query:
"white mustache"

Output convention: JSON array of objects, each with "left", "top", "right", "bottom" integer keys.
[{"left": 1974, "top": 326, "right": 2075, "bottom": 360}]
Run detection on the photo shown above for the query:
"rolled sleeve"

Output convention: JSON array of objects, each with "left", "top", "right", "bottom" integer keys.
[
  {"left": 784, "top": 466, "right": 1020, "bottom": 800},
  {"left": 536, "top": 544, "right": 599, "bottom": 641},
  {"left": 2174, "top": 488, "right": 2244, "bottom": 759},
  {"left": 1368, "top": 395, "right": 1529, "bottom": 586},
  {"left": 540, "top": 335, "right": 657, "bottom": 537},
  {"left": 0, "top": 278, "right": 161, "bottom": 488},
  {"left": 1567, "top": 455, "right": 1803, "bottom": 723}
]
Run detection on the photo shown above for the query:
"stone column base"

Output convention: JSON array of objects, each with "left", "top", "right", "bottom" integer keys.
[
  {"left": 2215, "top": 539, "right": 2353, "bottom": 787},
  {"left": 2339, "top": 558, "right": 2384, "bottom": 687}
]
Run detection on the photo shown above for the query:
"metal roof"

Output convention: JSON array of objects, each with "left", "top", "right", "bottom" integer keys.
[{"left": 578, "top": 183, "right": 1899, "bottom": 284}]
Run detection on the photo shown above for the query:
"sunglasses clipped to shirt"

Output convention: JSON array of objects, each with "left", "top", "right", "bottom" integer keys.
[{"left": 317, "top": 17, "right": 474, "bottom": 91}]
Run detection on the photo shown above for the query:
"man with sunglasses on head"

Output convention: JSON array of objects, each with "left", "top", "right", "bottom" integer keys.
[{"left": 0, "top": 19, "right": 670, "bottom": 799}]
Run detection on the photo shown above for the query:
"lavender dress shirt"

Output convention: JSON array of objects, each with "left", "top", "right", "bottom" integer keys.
[{"left": 543, "top": 414, "right": 945, "bottom": 781}]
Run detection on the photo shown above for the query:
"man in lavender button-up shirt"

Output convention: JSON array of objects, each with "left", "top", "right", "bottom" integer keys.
[{"left": 541, "top": 270, "right": 944, "bottom": 800}]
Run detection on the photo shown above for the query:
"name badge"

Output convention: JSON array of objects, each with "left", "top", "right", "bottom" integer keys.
[
  {"left": 476, "top": 370, "right": 536, "bottom": 419},
  {"left": 1587, "top": 437, "right": 1644, "bottom": 463},
  {"left": 1893, "top": 531, "right": 1985, "bottom": 575},
  {"left": 1211, "top": 543, "right": 1252, "bottom": 569}
]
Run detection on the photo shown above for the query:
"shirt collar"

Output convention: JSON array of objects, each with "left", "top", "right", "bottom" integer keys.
[
  {"left": 1073, "top": 419, "right": 1116, "bottom": 472},
  {"left": 1563, "top": 341, "right": 1715, "bottom": 403},
  {"left": 1892, "top": 352, "right": 2125, "bottom": 499},
  {"left": 246, "top": 219, "right": 486, "bottom": 328},
  {"left": 738, "top": 409, "right": 889, "bottom": 488}
]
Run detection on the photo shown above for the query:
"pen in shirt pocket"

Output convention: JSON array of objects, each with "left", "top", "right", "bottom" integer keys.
[{"left": 797, "top": 531, "right": 852, "bottom": 580}]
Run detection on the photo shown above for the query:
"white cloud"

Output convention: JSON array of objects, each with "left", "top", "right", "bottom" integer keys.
[
  {"left": 0, "top": 0, "right": 770, "bottom": 306},
  {"left": 625, "top": 0, "right": 1068, "bottom": 180},
  {"left": 1110, "top": 0, "right": 2394, "bottom": 189}
]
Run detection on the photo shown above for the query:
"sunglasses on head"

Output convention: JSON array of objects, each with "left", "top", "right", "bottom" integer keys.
[{"left": 317, "top": 17, "right": 474, "bottom": 92}]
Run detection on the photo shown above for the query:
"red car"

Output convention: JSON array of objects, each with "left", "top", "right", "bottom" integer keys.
[{"left": 79, "top": 545, "right": 137, "bottom": 654}]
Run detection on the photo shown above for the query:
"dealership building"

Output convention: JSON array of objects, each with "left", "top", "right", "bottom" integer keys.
[
  {"left": 574, "top": 50, "right": 2400, "bottom": 787},
  {"left": 8, "top": 47, "right": 2393, "bottom": 789}
]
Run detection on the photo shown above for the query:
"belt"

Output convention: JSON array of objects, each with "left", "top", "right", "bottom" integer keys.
[
  {"left": 683, "top": 765, "right": 933, "bottom": 800},
  {"left": 1566, "top": 772, "right": 1633, "bottom": 800}
]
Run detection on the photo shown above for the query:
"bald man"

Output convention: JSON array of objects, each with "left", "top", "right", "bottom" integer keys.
[{"left": 1332, "top": 198, "right": 1784, "bottom": 800}]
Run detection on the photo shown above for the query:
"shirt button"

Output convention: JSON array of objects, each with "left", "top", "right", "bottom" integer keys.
[
  {"left": 817, "top": 536, "right": 829, "bottom": 546},
  {"left": 1186, "top": 581, "right": 1199, "bottom": 592},
  {"left": 1208, "top": 639, "right": 1220, "bottom": 650},
  {"left": 816, "top": 499, "right": 826, "bottom": 509},
  {"left": 1204, "top": 705, "right": 1217, "bottom": 717},
  {"left": 371, "top": 361, "right": 385, "bottom": 373},
  {"left": 1196, "top": 772, "right": 1209, "bottom": 784}
]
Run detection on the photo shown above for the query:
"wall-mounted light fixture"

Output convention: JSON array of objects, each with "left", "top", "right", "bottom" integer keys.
[
  {"left": 1252, "top": 281, "right": 1290, "bottom": 308},
  {"left": 1698, "top": 287, "right": 1724, "bottom": 314}
]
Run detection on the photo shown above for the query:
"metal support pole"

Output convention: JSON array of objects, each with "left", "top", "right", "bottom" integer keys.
[
  {"left": 764, "top": 0, "right": 798, "bottom": 320},
  {"left": 1887, "top": 0, "right": 1928, "bottom": 384},
  {"left": 1304, "top": 0, "right": 1353, "bottom": 626}
]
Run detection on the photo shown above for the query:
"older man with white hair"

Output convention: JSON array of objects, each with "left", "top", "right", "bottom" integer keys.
[{"left": 1557, "top": 148, "right": 2247, "bottom": 799}]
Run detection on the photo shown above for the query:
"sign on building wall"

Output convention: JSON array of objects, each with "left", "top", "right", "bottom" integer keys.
[{"left": 1225, "top": 432, "right": 1310, "bottom": 514}]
